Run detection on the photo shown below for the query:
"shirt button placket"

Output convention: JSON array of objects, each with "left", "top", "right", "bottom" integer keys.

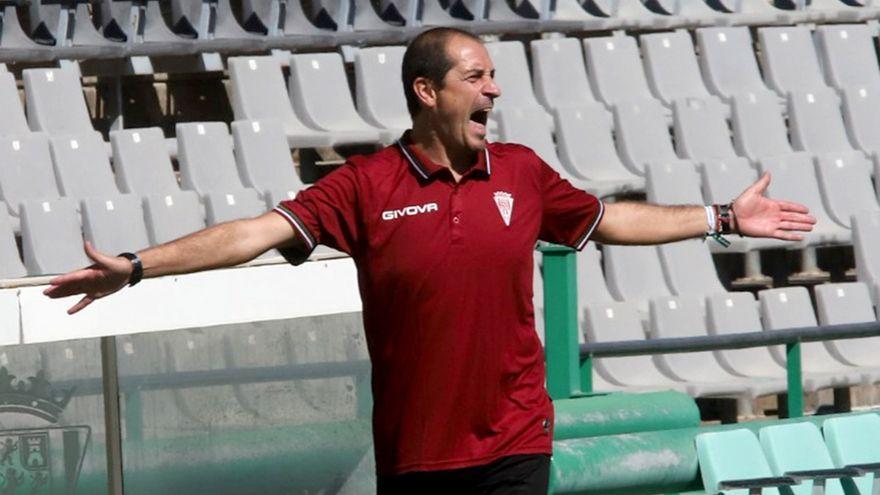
[{"left": 451, "top": 185, "right": 463, "bottom": 244}]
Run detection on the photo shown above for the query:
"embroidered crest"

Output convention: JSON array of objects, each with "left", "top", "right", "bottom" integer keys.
[{"left": 493, "top": 191, "right": 514, "bottom": 226}]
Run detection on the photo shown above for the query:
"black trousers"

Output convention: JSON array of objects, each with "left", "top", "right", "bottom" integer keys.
[{"left": 377, "top": 454, "right": 551, "bottom": 495}]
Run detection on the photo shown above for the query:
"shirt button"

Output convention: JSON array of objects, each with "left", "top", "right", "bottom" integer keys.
[{"left": 453, "top": 216, "right": 460, "bottom": 224}]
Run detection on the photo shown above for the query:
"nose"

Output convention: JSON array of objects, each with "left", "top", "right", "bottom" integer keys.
[{"left": 484, "top": 78, "right": 501, "bottom": 99}]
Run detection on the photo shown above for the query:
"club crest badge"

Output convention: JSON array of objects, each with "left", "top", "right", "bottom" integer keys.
[{"left": 493, "top": 191, "right": 514, "bottom": 226}]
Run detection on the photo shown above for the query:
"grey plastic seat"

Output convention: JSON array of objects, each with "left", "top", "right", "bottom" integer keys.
[
  {"left": 731, "top": 90, "right": 795, "bottom": 160},
  {"left": 603, "top": 244, "right": 672, "bottom": 312},
  {"left": 486, "top": 41, "right": 553, "bottom": 129},
  {"left": 583, "top": 36, "right": 659, "bottom": 108},
  {"left": 554, "top": 105, "right": 644, "bottom": 197},
  {"left": 23, "top": 68, "right": 94, "bottom": 135},
  {"left": 701, "top": 0, "right": 797, "bottom": 24},
  {"left": 20, "top": 198, "right": 88, "bottom": 275},
  {"left": 673, "top": 97, "right": 739, "bottom": 161},
  {"left": 650, "top": 296, "right": 785, "bottom": 398},
  {"left": 840, "top": 83, "right": 880, "bottom": 156},
  {"left": 758, "top": 26, "right": 830, "bottom": 97},
  {"left": 640, "top": 30, "right": 720, "bottom": 107},
  {"left": 0, "top": 133, "right": 60, "bottom": 217},
  {"left": 584, "top": 301, "right": 687, "bottom": 392},
  {"left": 28, "top": 0, "right": 124, "bottom": 59},
  {"left": 288, "top": 53, "right": 389, "bottom": 145},
  {"left": 530, "top": 38, "right": 598, "bottom": 111},
  {"left": 0, "top": 71, "right": 29, "bottom": 135},
  {"left": 814, "top": 152, "right": 880, "bottom": 228},
  {"left": 94, "top": 0, "right": 194, "bottom": 57},
  {"left": 204, "top": 189, "right": 266, "bottom": 226},
  {"left": 759, "top": 287, "right": 866, "bottom": 386},
  {"left": 853, "top": 210, "right": 880, "bottom": 308},
  {"left": 111, "top": 127, "right": 180, "bottom": 196},
  {"left": 815, "top": 283, "right": 880, "bottom": 378},
  {"left": 612, "top": 98, "right": 688, "bottom": 175},
  {"left": 578, "top": 0, "right": 690, "bottom": 30},
  {"left": 81, "top": 195, "right": 151, "bottom": 253},
  {"left": 169, "top": 0, "right": 264, "bottom": 52},
  {"left": 226, "top": 56, "right": 333, "bottom": 148},
  {"left": 231, "top": 119, "right": 306, "bottom": 205},
  {"left": 48, "top": 133, "right": 120, "bottom": 201},
  {"left": 578, "top": 244, "right": 617, "bottom": 310},
  {"left": 787, "top": 89, "right": 858, "bottom": 156},
  {"left": 815, "top": 24, "right": 880, "bottom": 90},
  {"left": 0, "top": 209, "right": 24, "bottom": 279},
  {"left": 0, "top": 2, "right": 54, "bottom": 63},
  {"left": 143, "top": 191, "right": 206, "bottom": 245},
  {"left": 176, "top": 122, "right": 248, "bottom": 196},
  {"left": 758, "top": 154, "right": 851, "bottom": 245},
  {"left": 707, "top": 292, "right": 841, "bottom": 392},
  {"left": 697, "top": 27, "right": 774, "bottom": 102},
  {"left": 353, "top": 46, "right": 410, "bottom": 136}
]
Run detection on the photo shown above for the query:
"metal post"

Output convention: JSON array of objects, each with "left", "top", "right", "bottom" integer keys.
[
  {"left": 101, "top": 336, "right": 125, "bottom": 495},
  {"left": 785, "top": 341, "right": 803, "bottom": 418},
  {"left": 580, "top": 355, "right": 593, "bottom": 394},
  {"left": 540, "top": 245, "right": 581, "bottom": 400}
]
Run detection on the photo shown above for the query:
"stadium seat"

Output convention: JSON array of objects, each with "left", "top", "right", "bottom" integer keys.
[
  {"left": 28, "top": 0, "right": 124, "bottom": 59},
  {"left": 168, "top": 0, "right": 264, "bottom": 52},
  {"left": 353, "top": 46, "right": 410, "bottom": 137},
  {"left": 530, "top": 38, "right": 598, "bottom": 111},
  {"left": 0, "top": 209, "right": 24, "bottom": 279},
  {"left": 640, "top": 30, "right": 720, "bottom": 107},
  {"left": 813, "top": 152, "right": 880, "bottom": 228},
  {"left": 852, "top": 210, "right": 880, "bottom": 308},
  {"left": 823, "top": 413, "right": 880, "bottom": 495},
  {"left": 697, "top": 27, "right": 775, "bottom": 102},
  {"left": 0, "top": 70, "right": 29, "bottom": 135},
  {"left": 731, "top": 90, "right": 796, "bottom": 160},
  {"left": 603, "top": 244, "right": 673, "bottom": 310},
  {"left": 142, "top": 191, "right": 206, "bottom": 245},
  {"left": 583, "top": 36, "right": 660, "bottom": 108},
  {"left": 815, "top": 283, "right": 880, "bottom": 374},
  {"left": 486, "top": 41, "right": 553, "bottom": 129},
  {"left": 0, "top": 1, "right": 54, "bottom": 62},
  {"left": 204, "top": 189, "right": 266, "bottom": 226},
  {"left": 231, "top": 119, "right": 306, "bottom": 206},
  {"left": 815, "top": 24, "right": 880, "bottom": 90},
  {"left": 226, "top": 55, "right": 334, "bottom": 148},
  {"left": 759, "top": 421, "right": 851, "bottom": 495},
  {"left": 650, "top": 296, "right": 785, "bottom": 397},
  {"left": 759, "top": 287, "right": 866, "bottom": 387},
  {"left": 787, "top": 89, "right": 858, "bottom": 156},
  {"left": 349, "top": 0, "right": 417, "bottom": 34},
  {"left": 757, "top": 26, "right": 830, "bottom": 96},
  {"left": 0, "top": 133, "right": 61, "bottom": 217},
  {"left": 81, "top": 195, "right": 151, "bottom": 254},
  {"left": 577, "top": 244, "right": 617, "bottom": 310},
  {"left": 48, "top": 132, "right": 120, "bottom": 201},
  {"left": 583, "top": 301, "right": 687, "bottom": 392},
  {"left": 288, "top": 52, "right": 389, "bottom": 145},
  {"left": 839, "top": 83, "right": 880, "bottom": 157},
  {"left": 23, "top": 68, "right": 94, "bottom": 136},
  {"left": 613, "top": 98, "right": 689, "bottom": 175},
  {"left": 701, "top": 0, "right": 796, "bottom": 24},
  {"left": 758, "top": 153, "right": 851, "bottom": 245},
  {"left": 94, "top": 0, "right": 195, "bottom": 57},
  {"left": 176, "top": 122, "right": 250, "bottom": 195},
  {"left": 111, "top": 127, "right": 180, "bottom": 196},
  {"left": 554, "top": 104, "right": 645, "bottom": 197},
  {"left": 20, "top": 198, "right": 88, "bottom": 275},
  {"left": 672, "top": 97, "right": 739, "bottom": 161},
  {"left": 697, "top": 429, "right": 797, "bottom": 495}
]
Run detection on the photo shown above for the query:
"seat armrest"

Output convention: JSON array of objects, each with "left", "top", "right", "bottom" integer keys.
[
  {"left": 785, "top": 468, "right": 861, "bottom": 481},
  {"left": 718, "top": 476, "right": 798, "bottom": 490},
  {"left": 847, "top": 462, "right": 880, "bottom": 475}
]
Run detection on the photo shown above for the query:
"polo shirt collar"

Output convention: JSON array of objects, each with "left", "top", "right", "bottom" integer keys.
[{"left": 396, "top": 130, "right": 492, "bottom": 181}]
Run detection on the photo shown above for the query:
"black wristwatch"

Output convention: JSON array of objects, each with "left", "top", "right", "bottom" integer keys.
[{"left": 118, "top": 252, "right": 143, "bottom": 287}]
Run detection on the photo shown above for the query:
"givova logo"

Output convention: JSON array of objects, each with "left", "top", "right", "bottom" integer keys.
[{"left": 381, "top": 203, "right": 439, "bottom": 220}]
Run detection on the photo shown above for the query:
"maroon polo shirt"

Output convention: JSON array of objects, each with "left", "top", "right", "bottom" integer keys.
[{"left": 273, "top": 135, "right": 604, "bottom": 476}]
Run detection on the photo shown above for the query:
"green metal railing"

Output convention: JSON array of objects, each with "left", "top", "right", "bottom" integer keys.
[{"left": 539, "top": 245, "right": 880, "bottom": 418}]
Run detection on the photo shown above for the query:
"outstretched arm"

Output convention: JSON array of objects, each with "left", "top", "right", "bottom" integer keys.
[
  {"left": 43, "top": 211, "right": 301, "bottom": 314},
  {"left": 593, "top": 172, "right": 816, "bottom": 245}
]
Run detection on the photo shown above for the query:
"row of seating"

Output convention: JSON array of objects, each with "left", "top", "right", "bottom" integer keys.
[
  {"left": 697, "top": 414, "right": 880, "bottom": 495},
  {"left": 0, "top": 118, "right": 303, "bottom": 277},
  {"left": 3, "top": 0, "right": 878, "bottom": 63}
]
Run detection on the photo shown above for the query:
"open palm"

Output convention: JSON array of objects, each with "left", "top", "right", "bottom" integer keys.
[
  {"left": 733, "top": 172, "right": 817, "bottom": 241},
  {"left": 42, "top": 242, "right": 132, "bottom": 314}
]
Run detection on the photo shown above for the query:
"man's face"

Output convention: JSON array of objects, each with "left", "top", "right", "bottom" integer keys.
[{"left": 432, "top": 36, "right": 501, "bottom": 152}]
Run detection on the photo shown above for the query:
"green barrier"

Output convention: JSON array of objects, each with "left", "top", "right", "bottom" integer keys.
[
  {"left": 549, "top": 410, "right": 880, "bottom": 494},
  {"left": 553, "top": 391, "right": 700, "bottom": 441}
]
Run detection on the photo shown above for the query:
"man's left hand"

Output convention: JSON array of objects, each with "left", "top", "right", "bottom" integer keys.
[{"left": 733, "top": 172, "right": 817, "bottom": 241}]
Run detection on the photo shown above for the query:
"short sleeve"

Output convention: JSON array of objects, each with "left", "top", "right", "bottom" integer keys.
[
  {"left": 539, "top": 161, "right": 604, "bottom": 250},
  {"left": 273, "top": 163, "right": 361, "bottom": 264}
]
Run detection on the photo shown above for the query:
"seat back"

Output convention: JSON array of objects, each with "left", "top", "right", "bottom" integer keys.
[
  {"left": 530, "top": 38, "right": 596, "bottom": 110},
  {"left": 353, "top": 46, "right": 410, "bottom": 132},
  {"left": 823, "top": 413, "right": 880, "bottom": 495},
  {"left": 787, "top": 88, "right": 855, "bottom": 155},
  {"left": 0, "top": 209, "right": 24, "bottom": 279},
  {"left": 486, "top": 41, "right": 546, "bottom": 112},
  {"left": 707, "top": 292, "right": 783, "bottom": 378},
  {"left": 20, "top": 198, "right": 89, "bottom": 275},
  {"left": 813, "top": 152, "right": 879, "bottom": 227},
  {"left": 697, "top": 27, "right": 769, "bottom": 100},
  {"left": 227, "top": 56, "right": 312, "bottom": 135},
  {"left": 288, "top": 52, "right": 376, "bottom": 131},
  {"left": 815, "top": 282, "right": 879, "bottom": 368},
  {"left": 731, "top": 90, "right": 793, "bottom": 159},
  {"left": 48, "top": 132, "right": 120, "bottom": 200},
  {"left": 758, "top": 26, "right": 829, "bottom": 96},
  {"left": 696, "top": 429, "right": 781, "bottom": 495},
  {"left": 841, "top": 84, "right": 880, "bottom": 154},
  {"left": 759, "top": 422, "right": 844, "bottom": 495},
  {"left": 612, "top": 99, "right": 679, "bottom": 174},
  {"left": 555, "top": 104, "right": 639, "bottom": 183},
  {"left": 142, "top": 191, "right": 206, "bottom": 245},
  {"left": 0, "top": 134, "right": 60, "bottom": 215},
  {"left": 177, "top": 122, "right": 245, "bottom": 195},
  {"left": 23, "top": 68, "right": 94, "bottom": 135},
  {"left": 583, "top": 36, "right": 655, "bottom": 107},
  {"left": 204, "top": 189, "right": 266, "bottom": 225},
  {"left": 111, "top": 127, "right": 180, "bottom": 196},
  {"left": 584, "top": 301, "right": 662, "bottom": 387},
  {"left": 852, "top": 210, "right": 880, "bottom": 307},
  {"left": 231, "top": 119, "right": 305, "bottom": 197},
  {"left": 673, "top": 97, "right": 738, "bottom": 160},
  {"left": 604, "top": 244, "right": 672, "bottom": 303},
  {"left": 496, "top": 106, "right": 564, "bottom": 172},
  {"left": 640, "top": 30, "right": 713, "bottom": 105},
  {"left": 815, "top": 24, "right": 880, "bottom": 89},
  {"left": 0, "top": 71, "right": 28, "bottom": 135},
  {"left": 81, "top": 195, "right": 151, "bottom": 254}
]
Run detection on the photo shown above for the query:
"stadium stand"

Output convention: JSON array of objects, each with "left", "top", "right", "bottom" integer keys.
[
  {"left": 110, "top": 127, "right": 181, "bottom": 196},
  {"left": 48, "top": 132, "right": 120, "bottom": 200},
  {"left": 231, "top": 119, "right": 306, "bottom": 206},
  {"left": 759, "top": 422, "right": 849, "bottom": 495},
  {"left": 815, "top": 283, "right": 880, "bottom": 372},
  {"left": 19, "top": 198, "right": 88, "bottom": 275},
  {"left": 672, "top": 97, "right": 739, "bottom": 162},
  {"left": 94, "top": 0, "right": 196, "bottom": 57},
  {"left": 640, "top": 30, "right": 721, "bottom": 107},
  {"left": 815, "top": 24, "right": 880, "bottom": 90},
  {"left": 697, "top": 27, "right": 776, "bottom": 102},
  {"left": 0, "top": 133, "right": 61, "bottom": 219},
  {"left": 23, "top": 67, "right": 95, "bottom": 136},
  {"left": 603, "top": 244, "right": 674, "bottom": 310},
  {"left": 813, "top": 152, "right": 880, "bottom": 228},
  {"left": 142, "top": 191, "right": 206, "bottom": 246},
  {"left": 28, "top": 0, "right": 124, "bottom": 59},
  {"left": 787, "top": 88, "right": 860, "bottom": 156},
  {"left": 853, "top": 211, "right": 880, "bottom": 308},
  {"left": 81, "top": 195, "right": 151, "bottom": 255},
  {"left": 823, "top": 414, "right": 880, "bottom": 495},
  {"left": 204, "top": 189, "right": 267, "bottom": 226},
  {"left": 168, "top": 0, "right": 264, "bottom": 52},
  {"left": 0, "top": 1, "right": 54, "bottom": 62},
  {"left": 730, "top": 90, "right": 796, "bottom": 160},
  {"left": 840, "top": 83, "right": 880, "bottom": 157},
  {"left": 757, "top": 26, "right": 830, "bottom": 96},
  {"left": 612, "top": 98, "right": 689, "bottom": 175},
  {"left": 353, "top": 45, "right": 411, "bottom": 136},
  {"left": 176, "top": 122, "right": 251, "bottom": 196},
  {"left": 696, "top": 429, "right": 796, "bottom": 495},
  {"left": 583, "top": 35, "right": 661, "bottom": 109},
  {"left": 486, "top": 41, "right": 553, "bottom": 129},
  {"left": 530, "top": 37, "right": 597, "bottom": 111},
  {"left": 0, "top": 70, "right": 29, "bottom": 134}
]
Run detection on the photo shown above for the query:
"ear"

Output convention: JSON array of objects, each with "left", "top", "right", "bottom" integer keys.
[{"left": 412, "top": 76, "right": 437, "bottom": 112}]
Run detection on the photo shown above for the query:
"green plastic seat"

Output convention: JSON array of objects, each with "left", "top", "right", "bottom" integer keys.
[
  {"left": 823, "top": 414, "right": 880, "bottom": 495},
  {"left": 696, "top": 429, "right": 792, "bottom": 495},
  {"left": 759, "top": 422, "right": 847, "bottom": 495}
]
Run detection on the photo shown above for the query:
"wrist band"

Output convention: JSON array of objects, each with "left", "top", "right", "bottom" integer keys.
[
  {"left": 705, "top": 204, "right": 731, "bottom": 248},
  {"left": 118, "top": 252, "right": 143, "bottom": 287},
  {"left": 704, "top": 206, "right": 716, "bottom": 233}
]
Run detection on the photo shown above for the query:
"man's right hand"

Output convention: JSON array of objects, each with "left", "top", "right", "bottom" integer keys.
[{"left": 43, "top": 242, "right": 134, "bottom": 315}]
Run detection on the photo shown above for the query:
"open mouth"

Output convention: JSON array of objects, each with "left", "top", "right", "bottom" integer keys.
[{"left": 469, "top": 108, "right": 491, "bottom": 126}]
